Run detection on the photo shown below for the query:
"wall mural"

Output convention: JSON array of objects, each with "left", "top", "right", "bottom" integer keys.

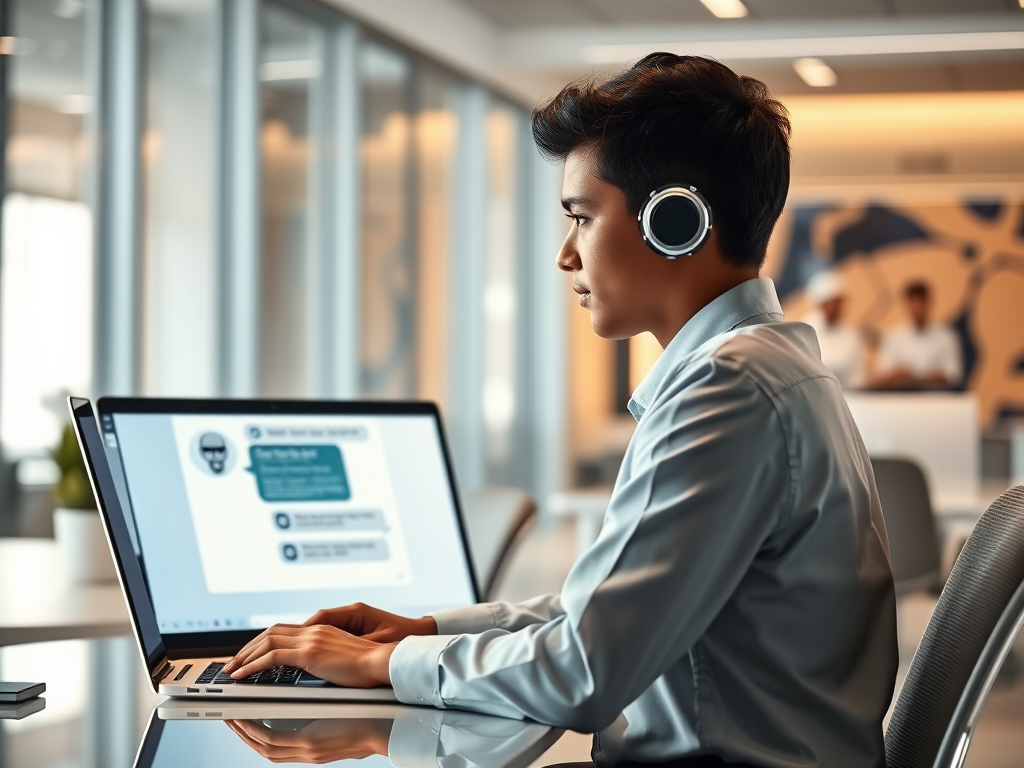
[{"left": 773, "top": 200, "right": 1024, "bottom": 428}]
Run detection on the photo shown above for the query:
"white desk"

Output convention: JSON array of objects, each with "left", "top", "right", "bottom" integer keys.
[
  {"left": 0, "top": 538, "right": 130, "bottom": 647},
  {"left": 844, "top": 392, "right": 979, "bottom": 499}
]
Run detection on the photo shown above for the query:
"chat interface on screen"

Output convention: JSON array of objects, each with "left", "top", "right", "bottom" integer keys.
[{"left": 103, "top": 411, "right": 476, "bottom": 634}]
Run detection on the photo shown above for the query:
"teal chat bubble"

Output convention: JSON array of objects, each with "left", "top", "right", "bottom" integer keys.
[{"left": 246, "top": 445, "right": 351, "bottom": 502}]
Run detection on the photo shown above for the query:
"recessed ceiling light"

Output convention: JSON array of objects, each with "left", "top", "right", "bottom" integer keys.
[
  {"left": 700, "top": 0, "right": 748, "bottom": 19},
  {"left": 793, "top": 57, "right": 838, "bottom": 87}
]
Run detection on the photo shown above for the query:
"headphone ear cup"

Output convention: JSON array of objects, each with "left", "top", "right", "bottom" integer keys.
[
  {"left": 639, "top": 185, "right": 712, "bottom": 258},
  {"left": 649, "top": 196, "right": 701, "bottom": 249}
]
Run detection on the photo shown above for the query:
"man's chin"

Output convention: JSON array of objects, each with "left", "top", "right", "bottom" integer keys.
[{"left": 589, "top": 314, "right": 625, "bottom": 340}]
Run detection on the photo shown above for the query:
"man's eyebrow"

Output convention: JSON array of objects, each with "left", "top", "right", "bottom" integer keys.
[{"left": 561, "top": 195, "right": 593, "bottom": 211}]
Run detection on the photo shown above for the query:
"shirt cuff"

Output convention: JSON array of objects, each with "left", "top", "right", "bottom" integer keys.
[
  {"left": 389, "top": 634, "right": 457, "bottom": 707},
  {"left": 430, "top": 603, "right": 501, "bottom": 635}
]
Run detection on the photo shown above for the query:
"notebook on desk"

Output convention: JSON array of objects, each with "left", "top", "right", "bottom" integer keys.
[{"left": 69, "top": 396, "right": 479, "bottom": 701}]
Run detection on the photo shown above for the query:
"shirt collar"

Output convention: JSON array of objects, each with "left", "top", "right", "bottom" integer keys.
[{"left": 627, "top": 277, "right": 785, "bottom": 422}]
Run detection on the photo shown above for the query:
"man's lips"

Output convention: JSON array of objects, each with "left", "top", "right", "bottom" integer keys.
[{"left": 573, "top": 284, "right": 592, "bottom": 306}]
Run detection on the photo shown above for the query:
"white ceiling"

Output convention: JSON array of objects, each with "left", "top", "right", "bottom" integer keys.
[
  {"left": 453, "top": 0, "right": 1020, "bottom": 28},
  {"left": 321, "top": 0, "right": 1024, "bottom": 103},
  {"left": 442, "top": 0, "right": 1024, "bottom": 100}
]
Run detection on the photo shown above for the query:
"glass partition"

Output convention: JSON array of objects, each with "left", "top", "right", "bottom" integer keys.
[
  {"left": 0, "top": 0, "right": 93, "bottom": 457},
  {"left": 141, "top": 0, "right": 216, "bottom": 397},
  {"left": 257, "top": 2, "right": 325, "bottom": 398},
  {"left": 483, "top": 99, "right": 521, "bottom": 482},
  {"left": 359, "top": 40, "right": 414, "bottom": 399},
  {"left": 414, "top": 67, "right": 459, "bottom": 409}
]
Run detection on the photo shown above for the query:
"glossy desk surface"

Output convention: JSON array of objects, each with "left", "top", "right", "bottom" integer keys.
[
  {"left": 141, "top": 701, "right": 565, "bottom": 768},
  {"left": 0, "top": 636, "right": 589, "bottom": 768},
  {"left": 1, "top": 694, "right": 577, "bottom": 768}
]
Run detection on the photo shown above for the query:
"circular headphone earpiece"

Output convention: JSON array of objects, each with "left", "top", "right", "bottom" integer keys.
[{"left": 638, "top": 184, "right": 712, "bottom": 259}]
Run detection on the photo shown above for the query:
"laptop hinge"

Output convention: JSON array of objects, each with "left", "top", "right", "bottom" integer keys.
[{"left": 151, "top": 657, "right": 172, "bottom": 686}]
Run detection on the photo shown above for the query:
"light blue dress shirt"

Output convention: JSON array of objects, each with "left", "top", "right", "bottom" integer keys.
[{"left": 390, "top": 277, "right": 898, "bottom": 767}]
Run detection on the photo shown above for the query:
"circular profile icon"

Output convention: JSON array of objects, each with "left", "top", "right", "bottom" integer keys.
[
  {"left": 282, "top": 544, "right": 298, "bottom": 562},
  {"left": 189, "top": 431, "right": 237, "bottom": 476},
  {"left": 274, "top": 512, "right": 291, "bottom": 530},
  {"left": 247, "top": 425, "right": 262, "bottom": 440}
]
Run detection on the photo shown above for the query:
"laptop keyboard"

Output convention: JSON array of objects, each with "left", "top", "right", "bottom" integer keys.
[{"left": 194, "top": 662, "right": 329, "bottom": 687}]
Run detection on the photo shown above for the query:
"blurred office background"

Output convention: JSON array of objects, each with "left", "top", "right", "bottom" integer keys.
[{"left": 1, "top": 0, "right": 1023, "bottom": 766}]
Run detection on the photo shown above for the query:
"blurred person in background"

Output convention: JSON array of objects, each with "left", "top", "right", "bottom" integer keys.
[
  {"left": 874, "top": 280, "right": 961, "bottom": 389},
  {"left": 802, "top": 271, "right": 865, "bottom": 389}
]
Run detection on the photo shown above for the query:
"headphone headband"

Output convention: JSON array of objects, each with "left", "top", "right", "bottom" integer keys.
[{"left": 638, "top": 184, "right": 713, "bottom": 259}]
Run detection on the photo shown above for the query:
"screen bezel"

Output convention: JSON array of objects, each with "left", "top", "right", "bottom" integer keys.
[
  {"left": 96, "top": 396, "right": 481, "bottom": 654},
  {"left": 69, "top": 397, "right": 168, "bottom": 675}
]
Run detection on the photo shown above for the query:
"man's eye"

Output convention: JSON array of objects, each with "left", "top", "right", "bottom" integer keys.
[{"left": 564, "top": 213, "right": 587, "bottom": 228}]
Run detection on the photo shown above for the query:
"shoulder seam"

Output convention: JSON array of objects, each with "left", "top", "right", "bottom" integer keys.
[{"left": 736, "top": 367, "right": 798, "bottom": 526}]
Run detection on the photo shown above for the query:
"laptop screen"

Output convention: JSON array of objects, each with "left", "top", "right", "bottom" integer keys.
[{"left": 97, "top": 399, "right": 477, "bottom": 637}]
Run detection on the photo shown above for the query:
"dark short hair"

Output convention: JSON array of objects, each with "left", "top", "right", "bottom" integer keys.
[
  {"left": 905, "top": 281, "right": 930, "bottom": 300},
  {"left": 531, "top": 53, "right": 791, "bottom": 269}
]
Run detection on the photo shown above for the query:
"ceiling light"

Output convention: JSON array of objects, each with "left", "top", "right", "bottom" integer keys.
[
  {"left": 793, "top": 58, "right": 837, "bottom": 87},
  {"left": 700, "top": 0, "right": 748, "bottom": 19}
]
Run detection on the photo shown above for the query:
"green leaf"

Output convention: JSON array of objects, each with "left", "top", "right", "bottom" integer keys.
[{"left": 51, "top": 424, "right": 96, "bottom": 510}]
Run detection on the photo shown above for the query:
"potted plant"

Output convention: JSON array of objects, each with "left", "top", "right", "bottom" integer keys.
[{"left": 51, "top": 423, "right": 115, "bottom": 583}]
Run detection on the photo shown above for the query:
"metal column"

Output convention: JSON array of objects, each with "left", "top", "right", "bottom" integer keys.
[
  {"left": 91, "top": 0, "right": 144, "bottom": 398},
  {"left": 216, "top": 0, "right": 261, "bottom": 398}
]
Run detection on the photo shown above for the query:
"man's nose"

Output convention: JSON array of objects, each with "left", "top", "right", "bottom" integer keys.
[{"left": 556, "top": 230, "right": 580, "bottom": 273}]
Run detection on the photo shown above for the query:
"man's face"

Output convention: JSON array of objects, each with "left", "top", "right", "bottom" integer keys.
[
  {"left": 907, "top": 293, "right": 930, "bottom": 328},
  {"left": 821, "top": 296, "right": 844, "bottom": 326},
  {"left": 556, "top": 148, "right": 667, "bottom": 339}
]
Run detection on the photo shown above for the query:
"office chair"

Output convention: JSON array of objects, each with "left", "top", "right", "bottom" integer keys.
[
  {"left": 871, "top": 457, "right": 944, "bottom": 595},
  {"left": 885, "top": 486, "right": 1024, "bottom": 768},
  {"left": 461, "top": 486, "right": 538, "bottom": 601}
]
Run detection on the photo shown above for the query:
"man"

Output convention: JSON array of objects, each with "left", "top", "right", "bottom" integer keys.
[
  {"left": 875, "top": 280, "right": 962, "bottom": 389},
  {"left": 225, "top": 55, "right": 897, "bottom": 768},
  {"left": 802, "top": 271, "right": 866, "bottom": 389}
]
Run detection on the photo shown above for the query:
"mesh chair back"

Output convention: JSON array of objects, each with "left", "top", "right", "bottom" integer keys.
[
  {"left": 462, "top": 487, "right": 537, "bottom": 601},
  {"left": 871, "top": 457, "right": 943, "bottom": 593},
  {"left": 885, "top": 486, "right": 1024, "bottom": 768}
]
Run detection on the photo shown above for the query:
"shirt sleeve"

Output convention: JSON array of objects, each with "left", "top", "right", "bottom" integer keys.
[
  {"left": 939, "top": 327, "right": 962, "bottom": 385},
  {"left": 430, "top": 594, "right": 565, "bottom": 635},
  {"left": 390, "top": 359, "right": 791, "bottom": 732},
  {"left": 875, "top": 331, "right": 898, "bottom": 376}
]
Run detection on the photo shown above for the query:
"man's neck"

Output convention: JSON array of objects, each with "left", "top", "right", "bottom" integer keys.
[{"left": 651, "top": 269, "right": 760, "bottom": 348}]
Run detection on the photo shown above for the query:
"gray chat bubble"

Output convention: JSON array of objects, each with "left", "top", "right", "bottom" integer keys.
[
  {"left": 273, "top": 509, "right": 387, "bottom": 533},
  {"left": 247, "top": 425, "right": 368, "bottom": 442},
  {"left": 280, "top": 539, "right": 390, "bottom": 564}
]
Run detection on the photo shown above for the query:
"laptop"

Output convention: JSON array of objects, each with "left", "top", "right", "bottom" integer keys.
[{"left": 69, "top": 396, "right": 480, "bottom": 701}]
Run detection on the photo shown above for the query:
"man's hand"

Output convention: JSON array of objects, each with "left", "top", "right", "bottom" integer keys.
[
  {"left": 302, "top": 603, "right": 438, "bottom": 643},
  {"left": 225, "top": 718, "right": 393, "bottom": 763},
  {"left": 222, "top": 624, "right": 396, "bottom": 687}
]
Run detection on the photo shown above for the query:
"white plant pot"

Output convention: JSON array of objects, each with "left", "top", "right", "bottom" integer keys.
[{"left": 53, "top": 507, "right": 117, "bottom": 584}]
